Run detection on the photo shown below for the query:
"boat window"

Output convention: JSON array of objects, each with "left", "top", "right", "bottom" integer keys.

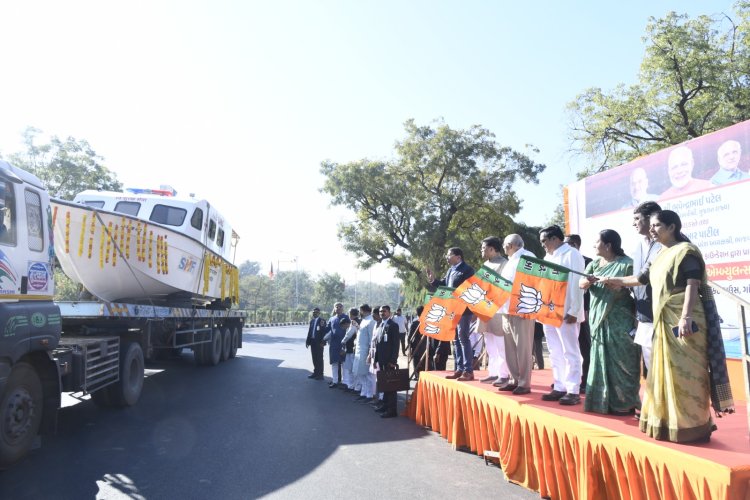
[
  {"left": 25, "top": 189, "right": 43, "bottom": 252},
  {"left": 114, "top": 201, "right": 140, "bottom": 216},
  {"left": 217, "top": 228, "right": 224, "bottom": 248},
  {"left": 0, "top": 181, "right": 16, "bottom": 246},
  {"left": 150, "top": 204, "right": 187, "bottom": 227},
  {"left": 83, "top": 200, "right": 105, "bottom": 209},
  {"left": 208, "top": 219, "right": 216, "bottom": 240},
  {"left": 191, "top": 208, "right": 203, "bottom": 230}
]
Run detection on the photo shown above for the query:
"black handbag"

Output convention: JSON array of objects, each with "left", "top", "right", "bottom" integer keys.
[{"left": 376, "top": 366, "right": 410, "bottom": 392}]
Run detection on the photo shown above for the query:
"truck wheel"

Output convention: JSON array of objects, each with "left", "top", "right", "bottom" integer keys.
[
  {"left": 221, "top": 328, "right": 232, "bottom": 361},
  {"left": 109, "top": 342, "right": 144, "bottom": 407},
  {"left": 208, "top": 328, "right": 222, "bottom": 366},
  {"left": 229, "top": 327, "right": 239, "bottom": 359},
  {"left": 0, "top": 363, "right": 43, "bottom": 467}
]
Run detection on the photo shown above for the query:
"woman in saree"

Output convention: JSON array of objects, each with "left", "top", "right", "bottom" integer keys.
[
  {"left": 602, "top": 210, "right": 734, "bottom": 443},
  {"left": 579, "top": 229, "right": 640, "bottom": 415}
]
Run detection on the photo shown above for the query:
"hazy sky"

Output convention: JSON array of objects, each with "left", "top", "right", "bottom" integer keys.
[{"left": 0, "top": 1, "right": 736, "bottom": 284}]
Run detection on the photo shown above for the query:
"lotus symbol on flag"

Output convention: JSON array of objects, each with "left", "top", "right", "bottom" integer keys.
[
  {"left": 425, "top": 303, "right": 447, "bottom": 323},
  {"left": 459, "top": 283, "right": 486, "bottom": 305},
  {"left": 424, "top": 324, "right": 440, "bottom": 335},
  {"left": 517, "top": 283, "right": 543, "bottom": 314}
]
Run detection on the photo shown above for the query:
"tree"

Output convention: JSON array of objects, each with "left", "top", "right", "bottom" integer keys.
[
  {"left": 320, "top": 119, "right": 545, "bottom": 303},
  {"left": 8, "top": 127, "right": 122, "bottom": 200},
  {"left": 312, "top": 273, "right": 345, "bottom": 309},
  {"left": 567, "top": 3, "right": 750, "bottom": 174},
  {"left": 238, "top": 260, "right": 261, "bottom": 278}
]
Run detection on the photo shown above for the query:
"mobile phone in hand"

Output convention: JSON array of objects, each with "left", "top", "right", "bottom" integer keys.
[{"left": 672, "top": 321, "right": 699, "bottom": 337}]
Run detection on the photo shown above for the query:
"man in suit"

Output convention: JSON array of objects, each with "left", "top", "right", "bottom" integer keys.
[
  {"left": 374, "top": 305, "right": 401, "bottom": 418},
  {"left": 426, "top": 247, "right": 476, "bottom": 381},
  {"left": 306, "top": 307, "right": 326, "bottom": 379}
]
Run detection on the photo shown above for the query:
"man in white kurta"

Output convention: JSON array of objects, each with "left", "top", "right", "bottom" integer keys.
[
  {"left": 538, "top": 225, "right": 585, "bottom": 406},
  {"left": 476, "top": 237, "right": 510, "bottom": 386},
  {"left": 353, "top": 304, "right": 376, "bottom": 401},
  {"left": 499, "top": 234, "right": 537, "bottom": 394}
]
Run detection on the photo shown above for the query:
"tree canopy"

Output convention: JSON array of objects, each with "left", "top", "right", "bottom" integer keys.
[
  {"left": 321, "top": 119, "right": 545, "bottom": 301},
  {"left": 568, "top": 2, "right": 750, "bottom": 174},
  {"left": 7, "top": 127, "right": 122, "bottom": 200}
]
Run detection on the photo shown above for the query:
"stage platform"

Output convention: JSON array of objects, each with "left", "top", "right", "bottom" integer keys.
[{"left": 405, "top": 369, "right": 750, "bottom": 500}]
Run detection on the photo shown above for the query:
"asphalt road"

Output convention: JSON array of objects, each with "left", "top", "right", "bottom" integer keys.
[{"left": 0, "top": 326, "right": 539, "bottom": 499}]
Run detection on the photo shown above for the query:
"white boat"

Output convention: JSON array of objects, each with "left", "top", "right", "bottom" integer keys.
[{"left": 51, "top": 188, "right": 239, "bottom": 307}]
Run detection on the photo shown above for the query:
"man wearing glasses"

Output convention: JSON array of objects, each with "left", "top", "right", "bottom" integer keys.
[
  {"left": 426, "top": 247, "right": 476, "bottom": 381},
  {"left": 374, "top": 305, "right": 401, "bottom": 418}
]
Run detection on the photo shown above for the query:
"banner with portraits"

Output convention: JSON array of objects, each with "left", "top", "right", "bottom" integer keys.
[{"left": 566, "top": 119, "right": 750, "bottom": 357}]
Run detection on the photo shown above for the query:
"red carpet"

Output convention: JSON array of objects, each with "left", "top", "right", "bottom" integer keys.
[{"left": 406, "top": 368, "right": 750, "bottom": 500}]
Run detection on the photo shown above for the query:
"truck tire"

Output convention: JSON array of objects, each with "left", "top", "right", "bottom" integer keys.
[
  {"left": 229, "top": 327, "right": 239, "bottom": 359},
  {"left": 207, "top": 328, "right": 222, "bottom": 366},
  {"left": 221, "top": 327, "right": 232, "bottom": 361},
  {"left": 0, "top": 363, "right": 43, "bottom": 467},
  {"left": 109, "top": 342, "right": 144, "bottom": 407}
]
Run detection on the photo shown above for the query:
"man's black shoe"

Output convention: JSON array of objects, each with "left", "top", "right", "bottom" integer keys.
[
  {"left": 559, "top": 393, "right": 581, "bottom": 406},
  {"left": 354, "top": 395, "right": 368, "bottom": 402},
  {"left": 497, "top": 383, "right": 518, "bottom": 392},
  {"left": 512, "top": 386, "right": 531, "bottom": 395},
  {"left": 307, "top": 374, "right": 316, "bottom": 379},
  {"left": 313, "top": 375, "right": 324, "bottom": 380},
  {"left": 541, "top": 390, "right": 566, "bottom": 401},
  {"left": 328, "top": 382, "right": 337, "bottom": 388},
  {"left": 375, "top": 406, "right": 387, "bottom": 414}
]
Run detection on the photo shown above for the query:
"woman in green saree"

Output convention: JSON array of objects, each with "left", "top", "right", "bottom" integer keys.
[
  {"left": 579, "top": 229, "right": 640, "bottom": 415},
  {"left": 603, "top": 210, "right": 734, "bottom": 443}
]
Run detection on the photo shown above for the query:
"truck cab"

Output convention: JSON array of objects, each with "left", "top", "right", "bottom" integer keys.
[{"left": 0, "top": 160, "right": 62, "bottom": 467}]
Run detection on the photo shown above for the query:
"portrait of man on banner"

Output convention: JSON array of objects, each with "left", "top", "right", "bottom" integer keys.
[{"left": 510, "top": 255, "right": 569, "bottom": 327}]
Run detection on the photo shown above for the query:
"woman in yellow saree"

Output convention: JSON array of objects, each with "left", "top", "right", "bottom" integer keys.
[{"left": 602, "top": 210, "right": 734, "bottom": 443}]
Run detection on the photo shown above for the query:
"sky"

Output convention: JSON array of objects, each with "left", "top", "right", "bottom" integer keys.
[{"left": 0, "top": 1, "right": 737, "bottom": 284}]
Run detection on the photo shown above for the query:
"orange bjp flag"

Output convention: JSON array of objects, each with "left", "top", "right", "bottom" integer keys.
[
  {"left": 419, "top": 286, "right": 466, "bottom": 341},
  {"left": 453, "top": 265, "right": 513, "bottom": 322},
  {"left": 509, "top": 255, "right": 569, "bottom": 327}
]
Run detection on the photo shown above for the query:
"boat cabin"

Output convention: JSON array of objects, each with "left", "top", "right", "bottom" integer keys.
[{"left": 73, "top": 188, "right": 236, "bottom": 262}]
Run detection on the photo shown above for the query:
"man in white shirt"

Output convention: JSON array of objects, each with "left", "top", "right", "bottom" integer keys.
[
  {"left": 392, "top": 308, "right": 408, "bottom": 356},
  {"left": 498, "top": 234, "right": 537, "bottom": 394},
  {"left": 538, "top": 225, "right": 585, "bottom": 406},
  {"left": 475, "top": 236, "right": 510, "bottom": 386},
  {"left": 630, "top": 201, "right": 662, "bottom": 373}
]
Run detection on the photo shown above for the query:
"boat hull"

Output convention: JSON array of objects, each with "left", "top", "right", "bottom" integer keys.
[{"left": 52, "top": 201, "right": 237, "bottom": 306}]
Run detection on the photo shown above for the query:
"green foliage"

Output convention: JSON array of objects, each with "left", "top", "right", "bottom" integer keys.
[
  {"left": 312, "top": 273, "right": 345, "bottom": 309},
  {"left": 238, "top": 260, "right": 260, "bottom": 277},
  {"left": 8, "top": 127, "right": 122, "bottom": 200},
  {"left": 568, "top": 3, "right": 750, "bottom": 173},
  {"left": 320, "top": 118, "right": 545, "bottom": 300},
  {"left": 53, "top": 267, "right": 80, "bottom": 301}
]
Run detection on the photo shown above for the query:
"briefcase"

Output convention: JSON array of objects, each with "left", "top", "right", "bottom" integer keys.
[{"left": 376, "top": 366, "right": 410, "bottom": 392}]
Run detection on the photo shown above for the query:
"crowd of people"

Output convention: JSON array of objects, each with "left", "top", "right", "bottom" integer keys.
[
  {"left": 304, "top": 201, "right": 734, "bottom": 442},
  {"left": 306, "top": 303, "right": 404, "bottom": 419}
]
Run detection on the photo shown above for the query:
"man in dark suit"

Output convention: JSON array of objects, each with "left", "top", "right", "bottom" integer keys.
[
  {"left": 426, "top": 247, "right": 476, "bottom": 381},
  {"left": 306, "top": 307, "right": 326, "bottom": 380},
  {"left": 374, "top": 305, "right": 401, "bottom": 418}
]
